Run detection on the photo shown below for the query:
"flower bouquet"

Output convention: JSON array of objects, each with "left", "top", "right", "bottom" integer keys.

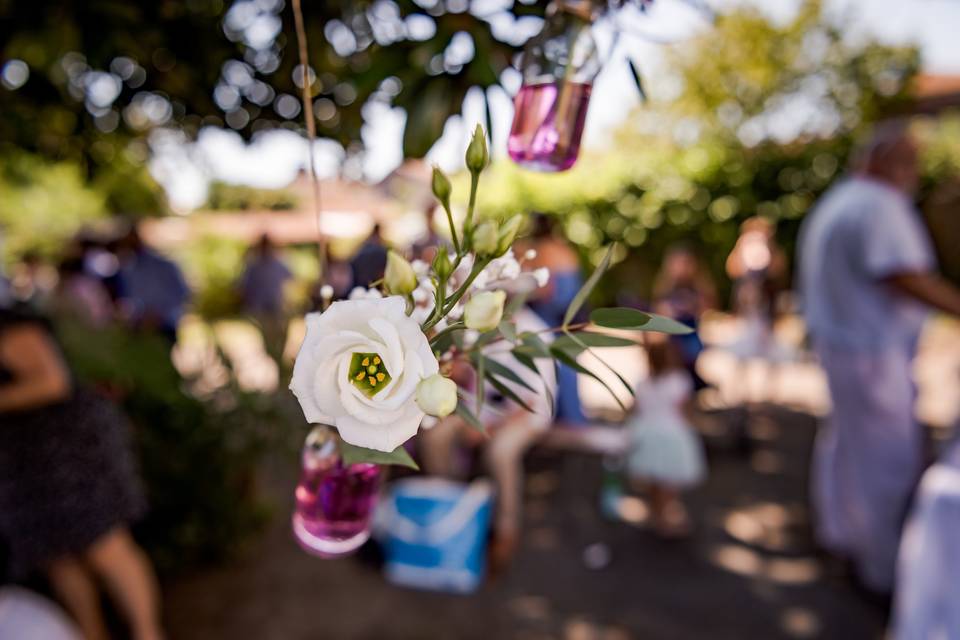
[{"left": 288, "top": 125, "right": 691, "bottom": 556}]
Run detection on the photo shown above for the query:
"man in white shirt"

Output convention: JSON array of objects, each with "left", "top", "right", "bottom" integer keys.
[{"left": 798, "top": 122, "right": 960, "bottom": 592}]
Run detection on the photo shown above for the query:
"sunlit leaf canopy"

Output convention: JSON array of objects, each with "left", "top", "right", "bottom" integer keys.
[{"left": 0, "top": 0, "right": 543, "bottom": 164}]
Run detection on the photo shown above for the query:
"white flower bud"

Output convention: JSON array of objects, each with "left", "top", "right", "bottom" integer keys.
[
  {"left": 464, "top": 290, "right": 506, "bottom": 332},
  {"left": 496, "top": 216, "right": 523, "bottom": 255},
  {"left": 319, "top": 284, "right": 334, "bottom": 300},
  {"left": 415, "top": 374, "right": 458, "bottom": 418},
  {"left": 385, "top": 250, "right": 417, "bottom": 295},
  {"left": 524, "top": 249, "right": 537, "bottom": 261},
  {"left": 533, "top": 267, "right": 550, "bottom": 287},
  {"left": 472, "top": 220, "right": 499, "bottom": 256}
]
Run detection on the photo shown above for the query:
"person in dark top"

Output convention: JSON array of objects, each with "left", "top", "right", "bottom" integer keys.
[
  {"left": 0, "top": 305, "right": 163, "bottom": 640},
  {"left": 349, "top": 223, "right": 388, "bottom": 290}
]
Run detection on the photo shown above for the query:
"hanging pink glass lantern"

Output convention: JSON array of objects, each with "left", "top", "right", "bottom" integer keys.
[
  {"left": 508, "top": 0, "right": 603, "bottom": 172},
  {"left": 292, "top": 426, "right": 382, "bottom": 558}
]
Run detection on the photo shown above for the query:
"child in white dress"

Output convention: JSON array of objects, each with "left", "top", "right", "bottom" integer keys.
[{"left": 627, "top": 336, "right": 706, "bottom": 537}]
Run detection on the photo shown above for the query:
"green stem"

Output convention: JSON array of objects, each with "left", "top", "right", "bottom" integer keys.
[
  {"left": 441, "top": 200, "right": 460, "bottom": 254},
  {"left": 422, "top": 259, "right": 488, "bottom": 332},
  {"left": 465, "top": 172, "right": 479, "bottom": 236},
  {"left": 428, "top": 321, "right": 466, "bottom": 348}
]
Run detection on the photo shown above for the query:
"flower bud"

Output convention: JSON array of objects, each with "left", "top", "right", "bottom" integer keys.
[
  {"left": 432, "top": 245, "right": 452, "bottom": 281},
  {"left": 472, "top": 220, "right": 499, "bottom": 256},
  {"left": 465, "top": 124, "right": 488, "bottom": 174},
  {"left": 533, "top": 267, "right": 550, "bottom": 288},
  {"left": 385, "top": 250, "right": 417, "bottom": 295},
  {"left": 496, "top": 216, "right": 523, "bottom": 255},
  {"left": 464, "top": 290, "right": 506, "bottom": 332},
  {"left": 431, "top": 165, "right": 451, "bottom": 208},
  {"left": 415, "top": 374, "right": 458, "bottom": 418}
]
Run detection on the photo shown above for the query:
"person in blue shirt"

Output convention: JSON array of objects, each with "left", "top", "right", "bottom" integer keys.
[{"left": 116, "top": 228, "right": 190, "bottom": 343}]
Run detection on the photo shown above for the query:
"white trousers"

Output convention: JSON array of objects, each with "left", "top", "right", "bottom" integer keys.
[{"left": 812, "top": 343, "right": 923, "bottom": 592}]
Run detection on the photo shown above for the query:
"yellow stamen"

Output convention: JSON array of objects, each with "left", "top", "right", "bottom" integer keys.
[
  {"left": 361, "top": 357, "right": 370, "bottom": 367},
  {"left": 355, "top": 372, "right": 365, "bottom": 381},
  {"left": 373, "top": 356, "right": 381, "bottom": 365},
  {"left": 376, "top": 372, "right": 385, "bottom": 381},
  {"left": 367, "top": 365, "right": 377, "bottom": 374},
  {"left": 368, "top": 376, "right": 377, "bottom": 386}
]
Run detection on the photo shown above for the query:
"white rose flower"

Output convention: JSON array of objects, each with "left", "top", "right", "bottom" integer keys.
[{"left": 290, "top": 296, "right": 439, "bottom": 452}]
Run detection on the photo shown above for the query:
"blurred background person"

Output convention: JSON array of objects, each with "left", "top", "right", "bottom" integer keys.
[
  {"left": 725, "top": 217, "right": 790, "bottom": 402},
  {"left": 0, "top": 302, "right": 162, "bottom": 640},
  {"left": 421, "top": 306, "right": 558, "bottom": 570},
  {"left": 527, "top": 214, "right": 588, "bottom": 426},
  {"left": 350, "top": 223, "right": 387, "bottom": 290},
  {"left": 116, "top": 227, "right": 190, "bottom": 344},
  {"left": 625, "top": 335, "right": 705, "bottom": 538},
  {"left": 9, "top": 250, "right": 56, "bottom": 311},
  {"left": 239, "top": 233, "right": 292, "bottom": 365},
  {"left": 798, "top": 121, "right": 960, "bottom": 593},
  {"left": 653, "top": 244, "right": 716, "bottom": 391},
  {"left": 54, "top": 249, "right": 113, "bottom": 328}
]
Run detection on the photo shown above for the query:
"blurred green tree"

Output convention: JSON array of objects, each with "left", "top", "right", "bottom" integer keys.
[{"left": 471, "top": 1, "right": 925, "bottom": 303}]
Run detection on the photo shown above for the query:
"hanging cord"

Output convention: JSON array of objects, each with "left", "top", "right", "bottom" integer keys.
[{"left": 291, "top": 0, "right": 328, "bottom": 281}]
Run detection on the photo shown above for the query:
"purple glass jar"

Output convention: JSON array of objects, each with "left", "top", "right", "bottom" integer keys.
[
  {"left": 292, "top": 427, "right": 382, "bottom": 558},
  {"left": 508, "top": 1, "right": 603, "bottom": 172}
]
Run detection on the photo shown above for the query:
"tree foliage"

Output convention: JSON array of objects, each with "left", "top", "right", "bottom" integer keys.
[
  {"left": 471, "top": 1, "right": 929, "bottom": 302},
  {"left": 0, "top": 0, "right": 540, "bottom": 166}
]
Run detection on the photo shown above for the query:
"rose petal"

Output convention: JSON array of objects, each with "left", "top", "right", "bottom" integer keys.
[{"left": 335, "top": 405, "right": 424, "bottom": 452}]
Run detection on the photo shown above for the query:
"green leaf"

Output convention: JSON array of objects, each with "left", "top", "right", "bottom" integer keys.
[
  {"left": 590, "top": 308, "right": 693, "bottom": 335},
  {"left": 478, "top": 355, "right": 537, "bottom": 393},
  {"left": 475, "top": 353, "right": 485, "bottom": 420},
  {"left": 510, "top": 351, "right": 556, "bottom": 413},
  {"left": 454, "top": 401, "right": 484, "bottom": 432},
  {"left": 552, "top": 332, "right": 636, "bottom": 356},
  {"left": 517, "top": 332, "right": 553, "bottom": 358},
  {"left": 512, "top": 349, "right": 539, "bottom": 374},
  {"left": 485, "top": 372, "right": 534, "bottom": 412},
  {"left": 498, "top": 320, "right": 517, "bottom": 343},
  {"left": 339, "top": 439, "right": 419, "bottom": 470},
  {"left": 562, "top": 331, "right": 635, "bottom": 397},
  {"left": 550, "top": 345, "right": 627, "bottom": 412},
  {"left": 564, "top": 244, "right": 614, "bottom": 327},
  {"left": 627, "top": 58, "right": 646, "bottom": 102}
]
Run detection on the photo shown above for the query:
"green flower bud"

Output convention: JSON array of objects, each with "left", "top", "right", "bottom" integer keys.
[
  {"left": 432, "top": 245, "right": 452, "bottom": 281},
  {"left": 384, "top": 250, "right": 417, "bottom": 295},
  {"left": 431, "top": 165, "right": 452, "bottom": 207},
  {"left": 496, "top": 216, "right": 523, "bottom": 256},
  {"left": 472, "top": 220, "right": 499, "bottom": 256},
  {"left": 465, "top": 124, "right": 488, "bottom": 174}
]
